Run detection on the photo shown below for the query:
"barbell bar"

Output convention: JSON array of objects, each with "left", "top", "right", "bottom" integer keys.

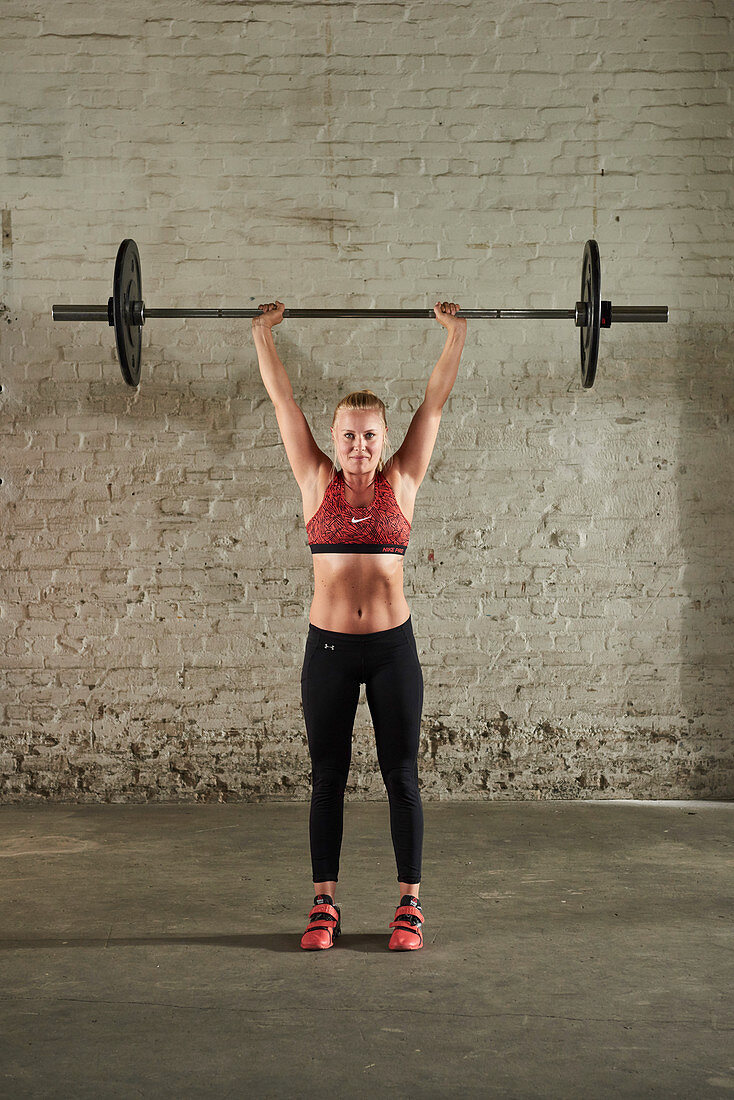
[{"left": 51, "top": 238, "right": 668, "bottom": 390}]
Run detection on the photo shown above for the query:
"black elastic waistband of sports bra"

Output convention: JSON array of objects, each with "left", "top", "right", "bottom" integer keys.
[{"left": 309, "top": 543, "right": 407, "bottom": 555}]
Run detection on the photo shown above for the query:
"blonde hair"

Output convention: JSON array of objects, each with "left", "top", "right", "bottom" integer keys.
[{"left": 331, "top": 390, "right": 393, "bottom": 474}]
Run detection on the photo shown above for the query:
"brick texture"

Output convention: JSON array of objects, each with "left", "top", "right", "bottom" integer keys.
[{"left": 1, "top": 0, "right": 732, "bottom": 801}]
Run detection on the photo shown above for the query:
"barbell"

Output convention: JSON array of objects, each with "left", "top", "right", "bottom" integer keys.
[{"left": 51, "top": 238, "right": 668, "bottom": 389}]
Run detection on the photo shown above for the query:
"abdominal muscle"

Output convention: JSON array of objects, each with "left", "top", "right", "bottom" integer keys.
[{"left": 309, "top": 554, "right": 410, "bottom": 634}]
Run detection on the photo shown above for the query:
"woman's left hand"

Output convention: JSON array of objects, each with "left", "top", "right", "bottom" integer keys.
[{"left": 433, "top": 300, "right": 467, "bottom": 335}]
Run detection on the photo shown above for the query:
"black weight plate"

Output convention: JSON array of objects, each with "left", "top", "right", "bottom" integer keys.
[
  {"left": 112, "top": 239, "right": 143, "bottom": 387},
  {"left": 580, "top": 239, "right": 601, "bottom": 388}
]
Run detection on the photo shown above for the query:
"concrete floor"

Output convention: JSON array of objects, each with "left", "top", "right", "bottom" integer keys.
[{"left": 0, "top": 800, "right": 732, "bottom": 1099}]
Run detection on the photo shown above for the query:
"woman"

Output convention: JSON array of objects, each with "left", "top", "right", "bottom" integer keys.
[{"left": 252, "top": 299, "right": 467, "bottom": 951}]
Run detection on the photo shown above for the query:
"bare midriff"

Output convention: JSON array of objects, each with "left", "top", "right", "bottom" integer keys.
[
  {"left": 304, "top": 463, "right": 415, "bottom": 634},
  {"left": 310, "top": 553, "right": 410, "bottom": 633}
]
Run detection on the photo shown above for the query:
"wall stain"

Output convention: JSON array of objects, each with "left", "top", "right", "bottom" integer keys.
[{"left": 2, "top": 210, "right": 12, "bottom": 287}]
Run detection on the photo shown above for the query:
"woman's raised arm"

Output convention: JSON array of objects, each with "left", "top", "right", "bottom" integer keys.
[
  {"left": 252, "top": 302, "right": 329, "bottom": 490},
  {"left": 390, "top": 301, "right": 466, "bottom": 490}
]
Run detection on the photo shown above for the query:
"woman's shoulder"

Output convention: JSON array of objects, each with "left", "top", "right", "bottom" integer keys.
[
  {"left": 381, "top": 458, "right": 416, "bottom": 525},
  {"left": 316, "top": 462, "right": 340, "bottom": 499},
  {"left": 303, "top": 462, "right": 339, "bottom": 527},
  {"left": 381, "top": 455, "right": 408, "bottom": 489},
  {"left": 381, "top": 455, "right": 398, "bottom": 482}
]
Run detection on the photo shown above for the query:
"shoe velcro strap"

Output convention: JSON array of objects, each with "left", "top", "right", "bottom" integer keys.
[
  {"left": 393, "top": 905, "right": 424, "bottom": 922},
  {"left": 308, "top": 903, "right": 338, "bottom": 920},
  {"left": 389, "top": 920, "right": 422, "bottom": 935},
  {"left": 306, "top": 920, "right": 336, "bottom": 931}
]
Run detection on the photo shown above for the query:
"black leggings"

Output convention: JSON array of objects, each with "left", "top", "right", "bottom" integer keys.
[{"left": 301, "top": 615, "right": 424, "bottom": 885}]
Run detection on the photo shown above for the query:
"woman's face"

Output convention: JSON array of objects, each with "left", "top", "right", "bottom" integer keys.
[{"left": 332, "top": 409, "right": 386, "bottom": 476}]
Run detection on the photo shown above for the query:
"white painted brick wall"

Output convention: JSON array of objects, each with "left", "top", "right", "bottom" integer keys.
[{"left": 1, "top": 0, "right": 732, "bottom": 801}]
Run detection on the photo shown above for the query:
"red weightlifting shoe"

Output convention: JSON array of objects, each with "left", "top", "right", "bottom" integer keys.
[
  {"left": 300, "top": 894, "right": 341, "bottom": 950},
  {"left": 388, "top": 894, "right": 424, "bottom": 951}
]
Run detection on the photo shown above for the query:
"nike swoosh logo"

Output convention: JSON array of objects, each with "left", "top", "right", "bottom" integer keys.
[{"left": 351, "top": 517, "right": 370, "bottom": 523}]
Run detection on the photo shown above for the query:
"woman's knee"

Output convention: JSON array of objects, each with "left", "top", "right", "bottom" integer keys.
[
  {"left": 382, "top": 764, "right": 421, "bottom": 802},
  {"left": 311, "top": 765, "right": 349, "bottom": 795}
]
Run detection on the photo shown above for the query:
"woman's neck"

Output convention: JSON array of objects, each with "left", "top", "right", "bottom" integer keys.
[
  {"left": 341, "top": 468, "right": 378, "bottom": 502},
  {"left": 341, "top": 468, "right": 378, "bottom": 492}
]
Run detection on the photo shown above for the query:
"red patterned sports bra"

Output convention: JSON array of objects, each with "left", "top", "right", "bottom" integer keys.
[{"left": 306, "top": 469, "right": 411, "bottom": 556}]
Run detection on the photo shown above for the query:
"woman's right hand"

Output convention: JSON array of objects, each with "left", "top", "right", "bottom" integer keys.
[
  {"left": 252, "top": 301, "right": 285, "bottom": 332},
  {"left": 433, "top": 300, "right": 467, "bottom": 336}
]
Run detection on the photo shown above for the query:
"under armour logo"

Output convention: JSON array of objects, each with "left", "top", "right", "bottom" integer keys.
[
  {"left": 351, "top": 516, "right": 369, "bottom": 524},
  {"left": 324, "top": 643, "right": 335, "bottom": 650}
]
